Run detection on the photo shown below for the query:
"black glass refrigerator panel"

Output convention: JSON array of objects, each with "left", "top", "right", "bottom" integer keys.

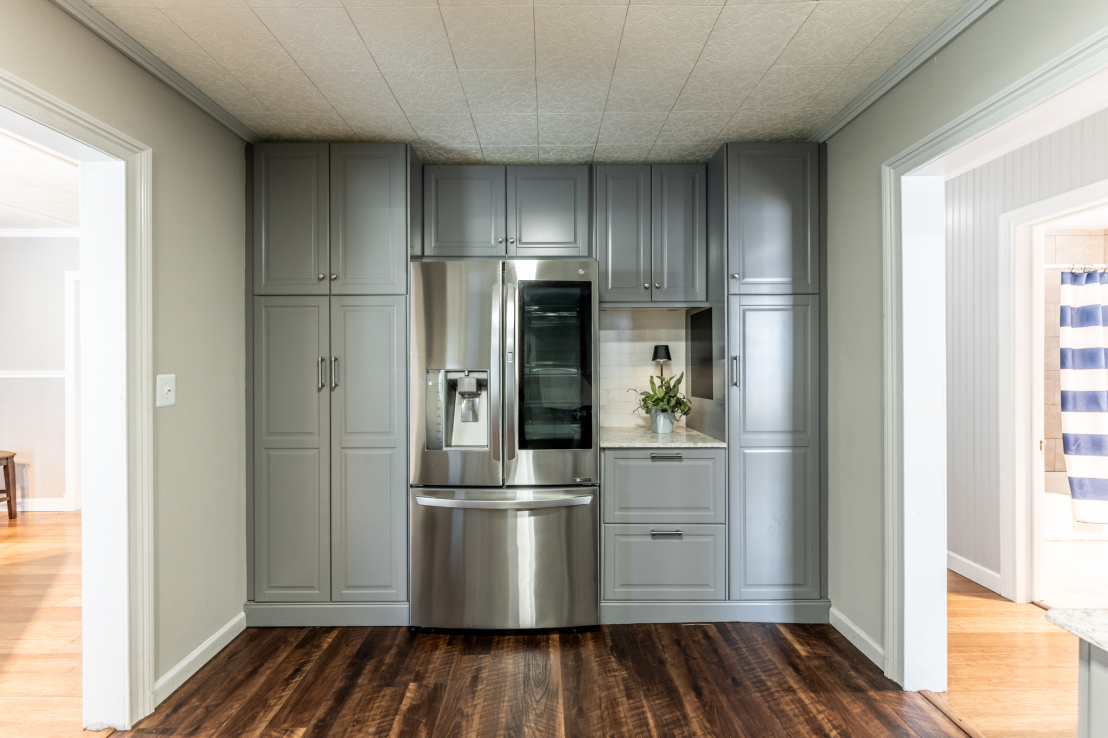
[{"left": 517, "top": 281, "right": 593, "bottom": 450}]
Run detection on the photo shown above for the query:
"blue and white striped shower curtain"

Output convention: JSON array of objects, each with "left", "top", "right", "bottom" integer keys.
[{"left": 1060, "top": 270, "right": 1108, "bottom": 524}]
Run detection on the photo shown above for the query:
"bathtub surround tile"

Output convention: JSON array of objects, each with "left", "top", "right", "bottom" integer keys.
[
  {"left": 1045, "top": 439, "right": 1057, "bottom": 472},
  {"left": 1046, "top": 403, "right": 1062, "bottom": 440}
]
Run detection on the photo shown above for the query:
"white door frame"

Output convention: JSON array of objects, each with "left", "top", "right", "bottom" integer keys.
[
  {"left": 0, "top": 68, "right": 154, "bottom": 727},
  {"left": 881, "top": 27, "right": 1108, "bottom": 690},
  {"left": 998, "top": 181, "right": 1108, "bottom": 606}
]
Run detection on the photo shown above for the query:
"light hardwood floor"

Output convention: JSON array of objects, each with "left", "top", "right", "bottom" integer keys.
[
  {"left": 0, "top": 511, "right": 112, "bottom": 738},
  {"left": 946, "top": 569, "right": 1078, "bottom": 738}
]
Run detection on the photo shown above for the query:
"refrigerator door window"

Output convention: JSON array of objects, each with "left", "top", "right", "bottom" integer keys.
[{"left": 517, "top": 280, "right": 594, "bottom": 450}]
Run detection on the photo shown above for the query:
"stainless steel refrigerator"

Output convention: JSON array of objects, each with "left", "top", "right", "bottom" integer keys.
[{"left": 409, "top": 260, "right": 600, "bottom": 629}]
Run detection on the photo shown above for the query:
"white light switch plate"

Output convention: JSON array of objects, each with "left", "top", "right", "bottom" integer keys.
[{"left": 156, "top": 374, "right": 176, "bottom": 407}]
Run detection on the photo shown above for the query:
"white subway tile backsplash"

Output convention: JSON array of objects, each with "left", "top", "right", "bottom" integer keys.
[{"left": 598, "top": 308, "right": 689, "bottom": 428}]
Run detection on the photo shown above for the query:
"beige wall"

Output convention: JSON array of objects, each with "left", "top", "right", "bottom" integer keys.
[
  {"left": 826, "top": 0, "right": 1108, "bottom": 650},
  {"left": 599, "top": 308, "right": 688, "bottom": 428},
  {"left": 0, "top": 0, "right": 247, "bottom": 680}
]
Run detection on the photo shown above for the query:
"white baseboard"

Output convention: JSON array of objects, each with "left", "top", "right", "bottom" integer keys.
[
  {"left": 947, "top": 550, "right": 1005, "bottom": 597},
  {"left": 829, "top": 606, "right": 885, "bottom": 670},
  {"left": 16, "top": 495, "right": 77, "bottom": 512},
  {"left": 152, "top": 612, "right": 246, "bottom": 706}
]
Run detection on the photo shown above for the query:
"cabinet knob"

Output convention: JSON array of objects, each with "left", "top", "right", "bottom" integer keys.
[
  {"left": 644, "top": 283, "right": 650, "bottom": 289},
  {"left": 497, "top": 237, "right": 504, "bottom": 243},
  {"left": 508, "top": 237, "right": 516, "bottom": 244},
  {"left": 330, "top": 273, "right": 337, "bottom": 280},
  {"left": 654, "top": 283, "right": 661, "bottom": 289},
  {"left": 318, "top": 273, "right": 325, "bottom": 280},
  {"left": 730, "top": 273, "right": 739, "bottom": 279}
]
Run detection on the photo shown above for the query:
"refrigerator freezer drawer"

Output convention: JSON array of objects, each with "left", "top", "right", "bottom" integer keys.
[{"left": 410, "top": 487, "right": 599, "bottom": 629}]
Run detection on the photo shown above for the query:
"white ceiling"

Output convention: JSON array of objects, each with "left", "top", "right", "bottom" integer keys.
[
  {"left": 93, "top": 0, "right": 970, "bottom": 165},
  {"left": 0, "top": 130, "right": 79, "bottom": 229}
]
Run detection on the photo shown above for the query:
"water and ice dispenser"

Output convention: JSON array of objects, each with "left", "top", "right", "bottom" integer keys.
[{"left": 424, "top": 370, "right": 489, "bottom": 450}]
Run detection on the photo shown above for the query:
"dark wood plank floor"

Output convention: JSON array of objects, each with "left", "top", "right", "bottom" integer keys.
[{"left": 120, "top": 624, "right": 967, "bottom": 738}]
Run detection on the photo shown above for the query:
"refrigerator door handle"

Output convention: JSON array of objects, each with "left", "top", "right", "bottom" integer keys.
[
  {"left": 504, "top": 281, "right": 517, "bottom": 462},
  {"left": 490, "top": 279, "right": 502, "bottom": 462},
  {"left": 415, "top": 494, "right": 593, "bottom": 510}
]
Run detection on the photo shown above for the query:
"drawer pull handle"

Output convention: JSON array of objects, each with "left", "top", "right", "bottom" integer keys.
[
  {"left": 649, "top": 453, "right": 683, "bottom": 459},
  {"left": 650, "top": 529, "right": 683, "bottom": 536}
]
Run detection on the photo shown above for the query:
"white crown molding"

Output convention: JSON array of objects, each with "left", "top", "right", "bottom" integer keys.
[
  {"left": 810, "top": 0, "right": 1004, "bottom": 143},
  {"left": 47, "top": 0, "right": 258, "bottom": 143}
]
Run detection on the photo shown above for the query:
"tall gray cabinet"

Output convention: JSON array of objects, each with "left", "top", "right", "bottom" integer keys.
[
  {"left": 712, "top": 142, "right": 823, "bottom": 607},
  {"left": 248, "top": 142, "right": 417, "bottom": 624}
]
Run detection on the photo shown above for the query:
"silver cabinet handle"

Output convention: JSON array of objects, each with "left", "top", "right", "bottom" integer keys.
[
  {"left": 331, "top": 356, "right": 338, "bottom": 389},
  {"left": 655, "top": 282, "right": 661, "bottom": 288},
  {"left": 318, "top": 273, "right": 325, "bottom": 281},
  {"left": 508, "top": 237, "right": 516, "bottom": 244},
  {"left": 730, "top": 273, "right": 739, "bottom": 279},
  {"left": 650, "top": 529, "right": 683, "bottom": 536},
  {"left": 644, "top": 283, "right": 650, "bottom": 289},
  {"left": 732, "top": 355, "right": 739, "bottom": 387},
  {"left": 318, "top": 356, "right": 324, "bottom": 389},
  {"left": 497, "top": 237, "right": 505, "bottom": 243},
  {"left": 649, "top": 453, "right": 683, "bottom": 459},
  {"left": 415, "top": 495, "right": 592, "bottom": 510}
]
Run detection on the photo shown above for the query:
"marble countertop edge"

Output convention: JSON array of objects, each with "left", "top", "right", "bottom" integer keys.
[
  {"left": 1046, "top": 608, "right": 1108, "bottom": 652},
  {"left": 600, "top": 426, "right": 726, "bottom": 448}
]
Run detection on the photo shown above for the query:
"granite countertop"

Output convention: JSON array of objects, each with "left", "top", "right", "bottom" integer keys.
[
  {"left": 600, "top": 426, "right": 726, "bottom": 448},
  {"left": 1046, "top": 608, "right": 1108, "bottom": 652}
]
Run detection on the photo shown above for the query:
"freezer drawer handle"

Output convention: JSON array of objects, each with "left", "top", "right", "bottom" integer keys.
[
  {"left": 649, "top": 453, "right": 683, "bottom": 459},
  {"left": 650, "top": 529, "right": 683, "bottom": 536},
  {"left": 415, "top": 495, "right": 593, "bottom": 510}
]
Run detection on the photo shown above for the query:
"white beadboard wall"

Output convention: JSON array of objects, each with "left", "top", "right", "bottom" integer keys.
[
  {"left": 946, "top": 108, "right": 1108, "bottom": 580},
  {"left": 598, "top": 308, "right": 687, "bottom": 428}
]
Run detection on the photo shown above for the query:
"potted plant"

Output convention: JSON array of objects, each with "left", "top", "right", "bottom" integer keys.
[{"left": 629, "top": 373, "right": 692, "bottom": 434}]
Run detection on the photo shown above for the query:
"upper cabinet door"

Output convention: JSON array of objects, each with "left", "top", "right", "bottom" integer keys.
[
  {"left": 330, "top": 144, "right": 408, "bottom": 295},
  {"left": 507, "top": 166, "right": 590, "bottom": 257},
  {"left": 424, "top": 166, "right": 506, "bottom": 256},
  {"left": 652, "top": 164, "right": 706, "bottom": 303},
  {"left": 727, "top": 143, "right": 819, "bottom": 295},
  {"left": 253, "top": 144, "right": 329, "bottom": 295},
  {"left": 596, "top": 165, "right": 650, "bottom": 303}
]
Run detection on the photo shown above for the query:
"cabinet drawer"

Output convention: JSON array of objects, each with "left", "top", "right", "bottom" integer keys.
[
  {"left": 602, "top": 448, "right": 724, "bottom": 523},
  {"left": 603, "top": 524, "right": 725, "bottom": 601}
]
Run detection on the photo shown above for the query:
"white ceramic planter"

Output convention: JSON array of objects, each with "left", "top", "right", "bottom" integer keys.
[{"left": 650, "top": 409, "right": 674, "bottom": 434}]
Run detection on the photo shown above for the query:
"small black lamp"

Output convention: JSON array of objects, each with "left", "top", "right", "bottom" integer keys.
[{"left": 652, "top": 344, "right": 671, "bottom": 377}]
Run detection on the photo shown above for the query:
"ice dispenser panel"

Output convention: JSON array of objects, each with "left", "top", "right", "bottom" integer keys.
[{"left": 424, "top": 370, "right": 489, "bottom": 450}]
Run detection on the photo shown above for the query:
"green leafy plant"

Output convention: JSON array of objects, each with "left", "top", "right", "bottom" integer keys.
[{"left": 628, "top": 373, "right": 692, "bottom": 420}]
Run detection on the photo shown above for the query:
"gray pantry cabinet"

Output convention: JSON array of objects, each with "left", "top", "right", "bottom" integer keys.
[
  {"left": 595, "top": 164, "right": 706, "bottom": 304},
  {"left": 726, "top": 143, "right": 819, "bottom": 295},
  {"left": 423, "top": 165, "right": 590, "bottom": 257},
  {"left": 728, "top": 295, "right": 820, "bottom": 601}
]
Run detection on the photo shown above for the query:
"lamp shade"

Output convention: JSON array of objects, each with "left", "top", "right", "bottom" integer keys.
[{"left": 652, "top": 344, "right": 671, "bottom": 362}]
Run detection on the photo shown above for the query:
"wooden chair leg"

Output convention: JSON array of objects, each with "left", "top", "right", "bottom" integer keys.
[{"left": 3, "top": 460, "right": 16, "bottom": 519}]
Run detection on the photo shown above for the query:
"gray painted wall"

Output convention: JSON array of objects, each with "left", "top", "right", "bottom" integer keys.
[
  {"left": 0, "top": 0, "right": 248, "bottom": 682},
  {"left": 826, "top": 0, "right": 1108, "bottom": 653}
]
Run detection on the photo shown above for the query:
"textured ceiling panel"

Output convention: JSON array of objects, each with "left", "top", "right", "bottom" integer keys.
[{"left": 90, "top": 0, "right": 972, "bottom": 163}]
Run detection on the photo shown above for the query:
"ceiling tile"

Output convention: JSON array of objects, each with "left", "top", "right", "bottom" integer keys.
[
  {"left": 380, "top": 70, "right": 470, "bottom": 113},
  {"left": 408, "top": 113, "right": 480, "bottom": 146},
  {"left": 593, "top": 144, "right": 651, "bottom": 163},
  {"left": 346, "top": 7, "right": 456, "bottom": 70},
  {"left": 483, "top": 146, "right": 539, "bottom": 164},
  {"left": 535, "top": 0, "right": 624, "bottom": 5},
  {"left": 672, "top": 66, "right": 765, "bottom": 112},
  {"left": 412, "top": 144, "right": 433, "bottom": 162},
  {"left": 342, "top": 0, "right": 436, "bottom": 8},
  {"left": 422, "top": 145, "right": 485, "bottom": 164},
  {"left": 90, "top": 0, "right": 155, "bottom": 8},
  {"left": 247, "top": 0, "right": 342, "bottom": 8},
  {"left": 536, "top": 69, "right": 612, "bottom": 113},
  {"left": 473, "top": 114, "right": 539, "bottom": 145},
  {"left": 647, "top": 142, "right": 716, "bottom": 163},
  {"left": 742, "top": 65, "right": 844, "bottom": 110},
  {"left": 774, "top": 1, "right": 908, "bottom": 67},
  {"left": 440, "top": 6, "right": 535, "bottom": 70},
  {"left": 808, "top": 62, "right": 887, "bottom": 109},
  {"left": 539, "top": 145, "right": 596, "bottom": 164},
  {"left": 149, "top": 0, "right": 248, "bottom": 8},
  {"left": 853, "top": 0, "right": 968, "bottom": 64},
  {"left": 596, "top": 112, "right": 667, "bottom": 146},
  {"left": 345, "top": 114, "right": 417, "bottom": 141},
  {"left": 162, "top": 8, "right": 350, "bottom": 131},
  {"left": 439, "top": 0, "right": 532, "bottom": 5},
  {"left": 696, "top": 2, "right": 813, "bottom": 70},
  {"left": 616, "top": 6, "right": 720, "bottom": 70},
  {"left": 535, "top": 6, "right": 627, "bottom": 69},
  {"left": 460, "top": 70, "right": 537, "bottom": 113},
  {"left": 604, "top": 69, "right": 690, "bottom": 112},
  {"left": 654, "top": 111, "right": 731, "bottom": 145},
  {"left": 538, "top": 113, "right": 603, "bottom": 145},
  {"left": 718, "top": 105, "right": 837, "bottom": 142},
  {"left": 632, "top": 0, "right": 720, "bottom": 5}
]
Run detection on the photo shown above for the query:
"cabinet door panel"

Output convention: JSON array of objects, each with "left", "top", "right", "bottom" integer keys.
[
  {"left": 253, "top": 144, "right": 328, "bottom": 295},
  {"left": 596, "top": 165, "right": 650, "bottom": 302},
  {"left": 602, "top": 449, "right": 725, "bottom": 524},
  {"left": 603, "top": 525, "right": 726, "bottom": 601},
  {"left": 254, "top": 297, "right": 329, "bottom": 601},
  {"left": 507, "top": 166, "right": 589, "bottom": 257},
  {"left": 331, "top": 143, "right": 407, "bottom": 295},
  {"left": 652, "top": 165, "right": 706, "bottom": 302},
  {"left": 424, "top": 166, "right": 506, "bottom": 256},
  {"left": 331, "top": 296, "right": 408, "bottom": 601},
  {"left": 727, "top": 143, "right": 818, "bottom": 295}
]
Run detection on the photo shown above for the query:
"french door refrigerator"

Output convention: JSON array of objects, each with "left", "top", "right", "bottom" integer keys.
[{"left": 410, "top": 260, "right": 599, "bottom": 629}]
